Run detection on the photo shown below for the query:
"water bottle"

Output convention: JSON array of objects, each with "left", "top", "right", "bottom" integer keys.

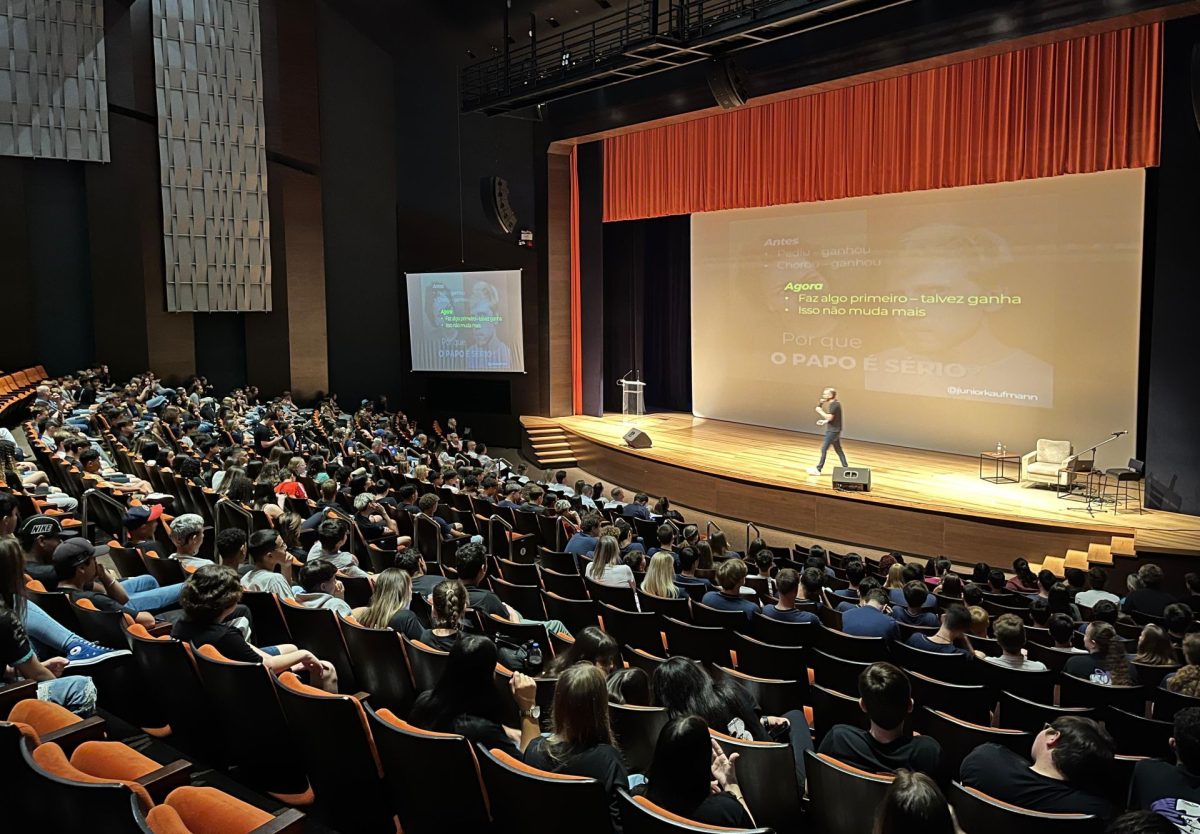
[
  {"left": 996, "top": 440, "right": 1003, "bottom": 455},
  {"left": 527, "top": 641, "right": 544, "bottom": 675}
]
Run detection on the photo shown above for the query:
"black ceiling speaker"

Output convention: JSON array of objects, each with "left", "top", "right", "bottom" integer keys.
[
  {"left": 706, "top": 56, "right": 747, "bottom": 110},
  {"left": 482, "top": 176, "right": 518, "bottom": 234}
]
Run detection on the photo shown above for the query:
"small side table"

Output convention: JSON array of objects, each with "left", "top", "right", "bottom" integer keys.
[{"left": 979, "top": 451, "right": 1021, "bottom": 484}]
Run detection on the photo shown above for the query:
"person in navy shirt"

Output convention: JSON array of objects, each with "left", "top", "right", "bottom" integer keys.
[
  {"left": 762, "top": 569, "right": 818, "bottom": 624},
  {"left": 701, "top": 559, "right": 759, "bottom": 621},
  {"left": 621, "top": 493, "right": 653, "bottom": 521},
  {"left": 564, "top": 513, "right": 602, "bottom": 557},
  {"left": 675, "top": 546, "right": 713, "bottom": 592},
  {"left": 905, "top": 605, "right": 984, "bottom": 658},
  {"left": 833, "top": 560, "right": 866, "bottom": 604},
  {"left": 888, "top": 564, "right": 936, "bottom": 608},
  {"left": 842, "top": 589, "right": 898, "bottom": 639},
  {"left": 892, "top": 581, "right": 940, "bottom": 627}
]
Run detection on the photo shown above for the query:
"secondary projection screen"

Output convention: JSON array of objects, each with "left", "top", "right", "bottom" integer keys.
[
  {"left": 691, "top": 170, "right": 1144, "bottom": 457},
  {"left": 406, "top": 270, "right": 525, "bottom": 373}
]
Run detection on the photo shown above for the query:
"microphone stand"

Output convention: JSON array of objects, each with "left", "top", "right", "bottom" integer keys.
[{"left": 1065, "top": 431, "right": 1127, "bottom": 515}]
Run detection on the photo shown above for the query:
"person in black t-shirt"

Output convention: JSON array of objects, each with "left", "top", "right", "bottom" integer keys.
[
  {"left": 351, "top": 567, "right": 422, "bottom": 640},
  {"left": 635, "top": 715, "right": 756, "bottom": 828},
  {"left": 1125, "top": 563, "right": 1177, "bottom": 620},
  {"left": 418, "top": 579, "right": 467, "bottom": 652},
  {"left": 171, "top": 564, "right": 339, "bottom": 690},
  {"left": 17, "top": 513, "right": 63, "bottom": 590},
  {"left": 960, "top": 716, "right": 1115, "bottom": 820},
  {"left": 818, "top": 662, "right": 942, "bottom": 777},
  {"left": 1129, "top": 707, "right": 1200, "bottom": 828},
  {"left": 806, "top": 387, "right": 848, "bottom": 476},
  {"left": 252, "top": 410, "right": 284, "bottom": 457},
  {"left": 524, "top": 664, "right": 629, "bottom": 833},
  {"left": 1064, "top": 621, "right": 1138, "bottom": 686},
  {"left": 873, "top": 770, "right": 957, "bottom": 834},
  {"left": 395, "top": 550, "right": 441, "bottom": 599}
]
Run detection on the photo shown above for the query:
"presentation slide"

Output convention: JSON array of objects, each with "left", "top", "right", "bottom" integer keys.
[
  {"left": 406, "top": 270, "right": 525, "bottom": 373},
  {"left": 691, "top": 169, "right": 1144, "bottom": 457}
]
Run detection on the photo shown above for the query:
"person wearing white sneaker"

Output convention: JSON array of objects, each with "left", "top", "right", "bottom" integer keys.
[{"left": 807, "top": 387, "right": 848, "bottom": 476}]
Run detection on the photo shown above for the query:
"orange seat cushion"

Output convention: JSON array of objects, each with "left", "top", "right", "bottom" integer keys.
[
  {"left": 71, "top": 740, "right": 162, "bottom": 780},
  {"left": 632, "top": 795, "right": 740, "bottom": 831},
  {"left": 32, "top": 742, "right": 154, "bottom": 811},
  {"left": 146, "top": 805, "right": 193, "bottom": 834},
  {"left": 8, "top": 698, "right": 81, "bottom": 735},
  {"left": 165, "top": 786, "right": 275, "bottom": 834}
]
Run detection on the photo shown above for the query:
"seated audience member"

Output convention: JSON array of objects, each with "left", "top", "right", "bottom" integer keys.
[
  {"left": 352, "top": 493, "right": 405, "bottom": 545},
  {"left": 606, "top": 667, "right": 651, "bottom": 707},
  {"left": 962, "top": 582, "right": 984, "bottom": 608},
  {"left": 1065, "top": 621, "right": 1137, "bottom": 686},
  {"left": 883, "top": 564, "right": 905, "bottom": 598},
  {"left": 987, "top": 568, "right": 1009, "bottom": 596},
  {"left": 53, "top": 539, "right": 182, "bottom": 627},
  {"left": 1105, "top": 812, "right": 1180, "bottom": 834},
  {"left": 647, "top": 524, "right": 675, "bottom": 561},
  {"left": 701, "top": 559, "right": 759, "bottom": 621},
  {"left": 545, "top": 627, "right": 619, "bottom": 676},
  {"left": 1125, "top": 564, "right": 1176, "bottom": 619},
  {"left": 519, "top": 484, "right": 547, "bottom": 515},
  {"left": 621, "top": 492, "right": 652, "bottom": 521},
  {"left": 172, "top": 565, "right": 337, "bottom": 691},
  {"left": 78, "top": 448, "right": 152, "bottom": 495},
  {"left": 1165, "top": 603, "right": 1195, "bottom": 646},
  {"left": 1133, "top": 624, "right": 1178, "bottom": 667},
  {"left": 1048, "top": 581, "right": 1082, "bottom": 621},
  {"left": 306, "top": 518, "right": 368, "bottom": 579},
  {"left": 968, "top": 605, "right": 990, "bottom": 638},
  {"left": 622, "top": 548, "right": 647, "bottom": 573},
  {"left": 675, "top": 545, "right": 712, "bottom": 592},
  {"left": 1182, "top": 573, "right": 1200, "bottom": 614},
  {"left": 416, "top": 493, "right": 469, "bottom": 541},
  {"left": 124, "top": 505, "right": 167, "bottom": 557},
  {"left": 524, "top": 664, "right": 629, "bottom": 832},
  {"left": 933, "top": 573, "right": 964, "bottom": 601},
  {"left": 1007, "top": 557, "right": 1040, "bottom": 594},
  {"left": 417, "top": 579, "right": 466, "bottom": 651},
  {"left": 635, "top": 715, "right": 755, "bottom": 828},
  {"left": 274, "top": 457, "right": 308, "bottom": 501},
  {"left": 352, "top": 567, "right": 421, "bottom": 639},
  {"left": 0, "top": 539, "right": 99, "bottom": 715},
  {"left": 293, "top": 559, "right": 353, "bottom": 617},
  {"left": 750, "top": 549, "right": 776, "bottom": 594},
  {"left": 17, "top": 513, "right": 63, "bottom": 589},
  {"left": 1165, "top": 633, "right": 1200, "bottom": 695},
  {"left": 1047, "top": 612, "right": 1080, "bottom": 651},
  {"left": 818, "top": 662, "right": 942, "bottom": 776},
  {"left": 709, "top": 530, "right": 737, "bottom": 562},
  {"left": 240, "top": 529, "right": 296, "bottom": 598},
  {"left": 641, "top": 552, "right": 681, "bottom": 599},
  {"left": 395, "top": 549, "right": 440, "bottom": 598},
  {"left": 905, "top": 605, "right": 983, "bottom": 658},
  {"left": 842, "top": 589, "right": 898, "bottom": 639},
  {"left": 893, "top": 565, "right": 936, "bottom": 609},
  {"left": 1076, "top": 567, "right": 1120, "bottom": 608},
  {"left": 456, "top": 542, "right": 569, "bottom": 636},
  {"left": 892, "top": 581, "right": 940, "bottom": 627},
  {"left": 1129, "top": 707, "right": 1200, "bottom": 825},
  {"left": 873, "top": 770, "right": 957, "bottom": 834},
  {"left": 833, "top": 559, "right": 866, "bottom": 603},
  {"left": 959, "top": 716, "right": 1115, "bottom": 820},
  {"left": 564, "top": 513, "right": 602, "bottom": 557},
  {"left": 1083, "top": 599, "right": 1121, "bottom": 633},
  {"left": 762, "top": 568, "right": 818, "bottom": 624},
  {"left": 1029, "top": 597, "right": 1051, "bottom": 627},
  {"left": 168, "top": 513, "right": 212, "bottom": 570},
  {"left": 215, "top": 528, "right": 249, "bottom": 575},
  {"left": 986, "top": 614, "right": 1047, "bottom": 670},
  {"left": 587, "top": 535, "right": 636, "bottom": 590},
  {"left": 409, "top": 634, "right": 539, "bottom": 755}
]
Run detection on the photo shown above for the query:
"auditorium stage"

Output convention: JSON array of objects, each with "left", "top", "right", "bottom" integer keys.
[{"left": 522, "top": 413, "right": 1200, "bottom": 565}]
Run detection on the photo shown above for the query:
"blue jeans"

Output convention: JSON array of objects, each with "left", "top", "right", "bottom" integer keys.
[
  {"left": 38, "top": 676, "right": 98, "bottom": 716},
  {"left": 816, "top": 430, "right": 847, "bottom": 471},
  {"left": 119, "top": 575, "right": 183, "bottom": 614},
  {"left": 26, "top": 600, "right": 76, "bottom": 658}
]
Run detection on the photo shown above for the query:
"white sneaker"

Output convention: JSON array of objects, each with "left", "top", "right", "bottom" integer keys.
[{"left": 806, "top": 467, "right": 821, "bottom": 476}]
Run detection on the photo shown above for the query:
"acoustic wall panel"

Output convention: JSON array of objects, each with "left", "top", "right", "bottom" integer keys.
[
  {"left": 152, "top": 0, "right": 271, "bottom": 312},
  {"left": 0, "top": 1, "right": 109, "bottom": 162}
]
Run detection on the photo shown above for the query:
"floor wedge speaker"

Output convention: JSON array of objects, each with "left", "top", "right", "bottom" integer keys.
[
  {"left": 833, "top": 466, "right": 871, "bottom": 492},
  {"left": 623, "top": 428, "right": 652, "bottom": 449}
]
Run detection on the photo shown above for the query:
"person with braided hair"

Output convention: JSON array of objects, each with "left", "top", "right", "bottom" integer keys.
[
  {"left": 1064, "top": 621, "right": 1137, "bottom": 686},
  {"left": 418, "top": 579, "right": 467, "bottom": 652}
]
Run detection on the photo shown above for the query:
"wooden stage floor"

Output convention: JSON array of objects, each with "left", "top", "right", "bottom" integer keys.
[{"left": 524, "top": 413, "right": 1200, "bottom": 561}]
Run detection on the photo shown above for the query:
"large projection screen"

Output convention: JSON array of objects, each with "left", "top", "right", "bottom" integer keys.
[
  {"left": 406, "top": 270, "right": 525, "bottom": 373},
  {"left": 691, "top": 170, "right": 1144, "bottom": 458}
]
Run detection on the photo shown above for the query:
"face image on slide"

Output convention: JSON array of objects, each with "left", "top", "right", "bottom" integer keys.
[
  {"left": 421, "top": 280, "right": 466, "bottom": 356},
  {"left": 864, "top": 224, "right": 1054, "bottom": 407},
  {"left": 407, "top": 269, "right": 526, "bottom": 373},
  {"left": 464, "top": 278, "right": 513, "bottom": 370}
]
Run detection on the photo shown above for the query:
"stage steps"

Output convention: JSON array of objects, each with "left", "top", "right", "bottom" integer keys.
[
  {"left": 1034, "top": 536, "right": 1132, "bottom": 576},
  {"left": 522, "top": 420, "right": 577, "bottom": 468}
]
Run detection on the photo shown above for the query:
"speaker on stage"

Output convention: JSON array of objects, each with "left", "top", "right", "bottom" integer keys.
[
  {"left": 623, "top": 428, "right": 652, "bottom": 449},
  {"left": 833, "top": 466, "right": 871, "bottom": 492}
]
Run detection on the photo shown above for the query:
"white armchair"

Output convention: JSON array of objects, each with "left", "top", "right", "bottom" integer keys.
[{"left": 1021, "top": 439, "right": 1074, "bottom": 487}]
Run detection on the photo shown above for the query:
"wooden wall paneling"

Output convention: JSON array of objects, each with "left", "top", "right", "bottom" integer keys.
[{"left": 547, "top": 150, "right": 573, "bottom": 416}]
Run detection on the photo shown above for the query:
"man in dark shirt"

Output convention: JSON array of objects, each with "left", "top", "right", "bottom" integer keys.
[
  {"left": 762, "top": 568, "right": 818, "bottom": 624},
  {"left": 1124, "top": 563, "right": 1176, "bottom": 619},
  {"left": 960, "top": 716, "right": 1115, "bottom": 820},
  {"left": 842, "top": 589, "right": 898, "bottom": 639},
  {"left": 518, "top": 484, "right": 547, "bottom": 515},
  {"left": 497, "top": 482, "right": 523, "bottom": 510},
  {"left": 395, "top": 550, "right": 443, "bottom": 599},
  {"left": 646, "top": 524, "right": 675, "bottom": 560},
  {"left": 395, "top": 484, "right": 421, "bottom": 515},
  {"left": 675, "top": 545, "right": 713, "bottom": 593},
  {"left": 564, "top": 513, "right": 602, "bottom": 557},
  {"left": 252, "top": 410, "right": 284, "bottom": 457},
  {"left": 906, "top": 604, "right": 983, "bottom": 657},
  {"left": 1129, "top": 707, "right": 1200, "bottom": 828},
  {"left": 818, "top": 662, "right": 941, "bottom": 776},
  {"left": 806, "top": 387, "right": 847, "bottom": 475},
  {"left": 417, "top": 493, "right": 467, "bottom": 540},
  {"left": 124, "top": 505, "right": 168, "bottom": 558},
  {"left": 701, "top": 559, "right": 759, "bottom": 621},
  {"left": 53, "top": 539, "right": 183, "bottom": 627},
  {"left": 18, "top": 514, "right": 63, "bottom": 589},
  {"left": 621, "top": 493, "right": 653, "bottom": 521}
]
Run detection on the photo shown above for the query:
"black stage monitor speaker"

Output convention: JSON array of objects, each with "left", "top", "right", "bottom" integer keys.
[
  {"left": 705, "top": 57, "right": 747, "bottom": 110},
  {"left": 482, "top": 176, "right": 518, "bottom": 234},
  {"left": 623, "top": 428, "right": 652, "bottom": 449},
  {"left": 833, "top": 466, "right": 871, "bottom": 492}
]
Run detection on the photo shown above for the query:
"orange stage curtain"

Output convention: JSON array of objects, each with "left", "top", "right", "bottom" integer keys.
[{"left": 602, "top": 24, "right": 1162, "bottom": 221}]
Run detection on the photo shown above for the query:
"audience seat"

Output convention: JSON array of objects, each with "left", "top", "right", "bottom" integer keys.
[
  {"left": 137, "top": 785, "right": 305, "bottom": 834},
  {"left": 609, "top": 703, "right": 669, "bottom": 774},
  {"left": 948, "top": 782, "right": 1102, "bottom": 834},
  {"left": 719, "top": 665, "right": 804, "bottom": 717},
  {"left": 477, "top": 746, "right": 610, "bottom": 834},
  {"left": 662, "top": 616, "right": 730, "bottom": 666},
  {"left": 977, "top": 662, "right": 1056, "bottom": 704},
  {"left": 18, "top": 740, "right": 153, "bottom": 833},
  {"left": 540, "top": 567, "right": 587, "bottom": 598},
  {"left": 279, "top": 598, "right": 357, "bottom": 693},
  {"left": 339, "top": 616, "right": 416, "bottom": 716},
  {"left": 141, "top": 552, "right": 187, "bottom": 587},
  {"left": 637, "top": 591, "right": 692, "bottom": 622},
  {"left": 1152, "top": 686, "right": 1200, "bottom": 721},
  {"left": 811, "top": 649, "right": 872, "bottom": 697},
  {"left": 125, "top": 625, "right": 219, "bottom": 763},
  {"left": 810, "top": 683, "right": 869, "bottom": 746},
  {"left": 616, "top": 788, "right": 771, "bottom": 834},
  {"left": 750, "top": 613, "right": 814, "bottom": 647},
  {"left": 1131, "top": 662, "right": 1179, "bottom": 690},
  {"left": 7, "top": 697, "right": 106, "bottom": 754},
  {"left": 1025, "top": 642, "right": 1077, "bottom": 674},
  {"left": 108, "top": 542, "right": 150, "bottom": 578},
  {"left": 496, "top": 557, "right": 541, "bottom": 586},
  {"left": 809, "top": 627, "right": 888, "bottom": 663},
  {"left": 538, "top": 549, "right": 579, "bottom": 575},
  {"left": 272, "top": 672, "right": 396, "bottom": 834},
  {"left": 368, "top": 707, "right": 490, "bottom": 831},
  {"left": 889, "top": 639, "right": 972, "bottom": 684},
  {"left": 598, "top": 602, "right": 666, "bottom": 655},
  {"left": 239, "top": 591, "right": 292, "bottom": 649},
  {"left": 732, "top": 633, "right": 810, "bottom": 702},
  {"left": 905, "top": 670, "right": 991, "bottom": 724},
  {"left": 710, "top": 729, "right": 802, "bottom": 833},
  {"left": 542, "top": 590, "right": 600, "bottom": 633},
  {"left": 803, "top": 750, "right": 894, "bottom": 834},
  {"left": 1103, "top": 705, "right": 1173, "bottom": 759},
  {"left": 494, "top": 665, "right": 557, "bottom": 731},
  {"left": 913, "top": 707, "right": 1030, "bottom": 777},
  {"left": 996, "top": 691, "right": 1095, "bottom": 733},
  {"left": 1058, "top": 674, "right": 1146, "bottom": 713},
  {"left": 690, "top": 602, "right": 750, "bottom": 632},
  {"left": 491, "top": 576, "right": 547, "bottom": 620},
  {"left": 623, "top": 646, "right": 669, "bottom": 678},
  {"left": 587, "top": 577, "right": 639, "bottom": 611},
  {"left": 402, "top": 636, "right": 450, "bottom": 693}
]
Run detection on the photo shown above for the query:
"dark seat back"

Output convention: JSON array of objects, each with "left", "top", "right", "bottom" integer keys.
[
  {"left": 718, "top": 665, "right": 803, "bottom": 717},
  {"left": 810, "top": 626, "right": 888, "bottom": 662},
  {"left": 585, "top": 576, "right": 638, "bottom": 611},
  {"left": 804, "top": 750, "right": 894, "bottom": 834},
  {"left": 810, "top": 648, "right": 871, "bottom": 697},
  {"left": 1104, "top": 705, "right": 1173, "bottom": 759},
  {"left": 913, "top": 706, "right": 1030, "bottom": 776},
  {"left": 340, "top": 617, "right": 416, "bottom": 715},
  {"left": 691, "top": 601, "right": 750, "bottom": 632},
  {"left": 732, "top": 633, "right": 810, "bottom": 703},
  {"left": 711, "top": 730, "right": 801, "bottom": 833},
  {"left": 609, "top": 703, "right": 669, "bottom": 774},
  {"left": 750, "top": 612, "right": 815, "bottom": 647},
  {"left": 597, "top": 602, "right": 664, "bottom": 655},
  {"left": 491, "top": 576, "right": 547, "bottom": 620},
  {"left": 403, "top": 635, "right": 451, "bottom": 693},
  {"left": 1058, "top": 674, "right": 1146, "bottom": 713},
  {"left": 279, "top": 598, "right": 357, "bottom": 692},
  {"left": 905, "top": 670, "right": 991, "bottom": 724},
  {"left": 541, "top": 567, "right": 588, "bottom": 598},
  {"left": 477, "top": 745, "right": 610, "bottom": 834},
  {"left": 996, "top": 690, "right": 1095, "bottom": 733},
  {"left": 239, "top": 590, "right": 292, "bottom": 647},
  {"left": 948, "top": 782, "right": 1102, "bottom": 834},
  {"left": 637, "top": 591, "right": 692, "bottom": 622},
  {"left": 542, "top": 590, "right": 600, "bottom": 633},
  {"left": 661, "top": 617, "right": 730, "bottom": 666}
]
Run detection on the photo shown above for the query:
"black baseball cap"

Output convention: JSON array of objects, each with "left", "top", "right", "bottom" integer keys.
[
  {"left": 16, "top": 514, "right": 63, "bottom": 545},
  {"left": 52, "top": 538, "right": 96, "bottom": 579}
]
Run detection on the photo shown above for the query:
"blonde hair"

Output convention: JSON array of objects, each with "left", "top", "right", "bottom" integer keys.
[
  {"left": 641, "top": 553, "right": 680, "bottom": 599},
  {"left": 357, "top": 568, "right": 413, "bottom": 629},
  {"left": 885, "top": 564, "right": 904, "bottom": 590},
  {"left": 968, "top": 606, "right": 989, "bottom": 637},
  {"left": 588, "top": 535, "right": 621, "bottom": 580}
]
